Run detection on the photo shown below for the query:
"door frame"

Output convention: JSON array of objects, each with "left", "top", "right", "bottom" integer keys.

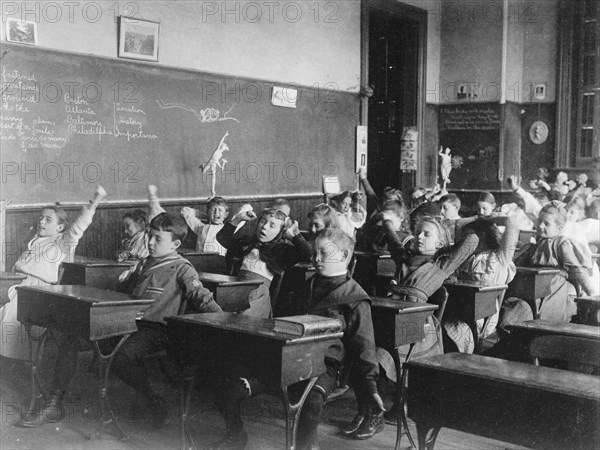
[{"left": 361, "top": 0, "right": 428, "bottom": 187}]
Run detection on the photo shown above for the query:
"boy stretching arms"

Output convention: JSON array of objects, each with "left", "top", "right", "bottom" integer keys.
[
  {"left": 210, "top": 228, "right": 384, "bottom": 450},
  {"left": 22, "top": 207, "right": 221, "bottom": 428}
]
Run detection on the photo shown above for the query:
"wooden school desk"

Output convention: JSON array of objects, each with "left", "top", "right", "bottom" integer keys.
[
  {"left": 574, "top": 295, "right": 600, "bottom": 326},
  {"left": 61, "top": 256, "right": 133, "bottom": 290},
  {"left": 370, "top": 297, "right": 438, "bottom": 450},
  {"left": 196, "top": 271, "right": 263, "bottom": 312},
  {"left": 166, "top": 312, "right": 343, "bottom": 450},
  {"left": 178, "top": 250, "right": 226, "bottom": 274},
  {"left": 405, "top": 353, "right": 600, "bottom": 450},
  {"left": 443, "top": 281, "right": 507, "bottom": 353},
  {"left": 17, "top": 285, "right": 153, "bottom": 440},
  {"left": 506, "top": 266, "right": 561, "bottom": 318},
  {"left": 0, "top": 272, "right": 26, "bottom": 306}
]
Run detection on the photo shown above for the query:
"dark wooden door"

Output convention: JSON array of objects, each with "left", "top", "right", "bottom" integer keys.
[{"left": 367, "top": 8, "right": 421, "bottom": 196}]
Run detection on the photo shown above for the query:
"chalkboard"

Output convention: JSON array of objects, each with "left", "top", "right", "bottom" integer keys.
[
  {"left": 438, "top": 103, "right": 501, "bottom": 190},
  {"left": 1, "top": 43, "right": 359, "bottom": 204}
]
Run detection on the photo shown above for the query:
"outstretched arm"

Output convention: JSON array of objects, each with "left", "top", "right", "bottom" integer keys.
[{"left": 147, "top": 185, "right": 166, "bottom": 222}]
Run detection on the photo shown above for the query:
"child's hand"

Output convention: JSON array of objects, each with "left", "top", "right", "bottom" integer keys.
[
  {"left": 369, "top": 393, "right": 385, "bottom": 413},
  {"left": 148, "top": 185, "right": 158, "bottom": 196},
  {"left": 381, "top": 211, "right": 395, "bottom": 223},
  {"left": 283, "top": 220, "right": 300, "bottom": 240},
  {"left": 358, "top": 167, "right": 367, "bottom": 180},
  {"left": 233, "top": 204, "right": 256, "bottom": 222},
  {"left": 94, "top": 185, "right": 107, "bottom": 201},
  {"left": 181, "top": 207, "right": 194, "bottom": 218},
  {"left": 507, "top": 176, "right": 520, "bottom": 191},
  {"left": 537, "top": 180, "right": 551, "bottom": 191}
]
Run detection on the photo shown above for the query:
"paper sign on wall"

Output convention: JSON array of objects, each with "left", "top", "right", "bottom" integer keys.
[
  {"left": 356, "top": 125, "right": 368, "bottom": 173},
  {"left": 271, "top": 86, "right": 297, "bottom": 108}
]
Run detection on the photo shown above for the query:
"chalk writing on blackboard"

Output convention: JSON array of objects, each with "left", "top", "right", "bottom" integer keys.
[
  {"left": 156, "top": 97, "right": 239, "bottom": 124},
  {"left": 1, "top": 66, "right": 158, "bottom": 153},
  {"left": 439, "top": 105, "right": 500, "bottom": 131}
]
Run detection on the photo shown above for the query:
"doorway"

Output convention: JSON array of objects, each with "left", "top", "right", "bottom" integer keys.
[{"left": 362, "top": 0, "right": 427, "bottom": 197}]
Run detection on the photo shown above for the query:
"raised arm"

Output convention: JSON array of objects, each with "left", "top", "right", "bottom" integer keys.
[
  {"left": 358, "top": 169, "right": 379, "bottom": 205},
  {"left": 508, "top": 176, "right": 542, "bottom": 218},
  {"left": 61, "top": 185, "right": 107, "bottom": 252},
  {"left": 147, "top": 185, "right": 166, "bottom": 222},
  {"left": 181, "top": 207, "right": 205, "bottom": 234}
]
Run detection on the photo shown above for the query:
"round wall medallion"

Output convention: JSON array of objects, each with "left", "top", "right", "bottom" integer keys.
[{"left": 529, "top": 121, "right": 548, "bottom": 145}]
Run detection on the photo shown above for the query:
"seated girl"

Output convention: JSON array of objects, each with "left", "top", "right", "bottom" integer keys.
[
  {"left": 452, "top": 214, "right": 520, "bottom": 345},
  {"left": 181, "top": 196, "right": 230, "bottom": 256},
  {"left": 217, "top": 205, "right": 311, "bottom": 318},
  {"left": 117, "top": 209, "right": 149, "bottom": 262},
  {"left": 307, "top": 203, "right": 341, "bottom": 239},
  {"left": 330, "top": 191, "right": 366, "bottom": 237},
  {"left": 376, "top": 215, "right": 479, "bottom": 421},
  {"left": 513, "top": 202, "right": 598, "bottom": 321},
  {"left": 0, "top": 186, "right": 107, "bottom": 361}
]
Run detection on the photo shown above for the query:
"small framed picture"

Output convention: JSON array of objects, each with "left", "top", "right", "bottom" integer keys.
[
  {"left": 6, "top": 19, "right": 37, "bottom": 45},
  {"left": 118, "top": 16, "right": 160, "bottom": 62}
]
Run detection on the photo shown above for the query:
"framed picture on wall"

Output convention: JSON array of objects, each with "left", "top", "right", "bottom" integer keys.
[
  {"left": 118, "top": 16, "right": 160, "bottom": 61},
  {"left": 6, "top": 19, "right": 37, "bottom": 45}
]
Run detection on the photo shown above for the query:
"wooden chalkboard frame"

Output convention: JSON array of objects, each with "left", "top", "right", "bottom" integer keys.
[{"left": 1, "top": 43, "right": 360, "bottom": 206}]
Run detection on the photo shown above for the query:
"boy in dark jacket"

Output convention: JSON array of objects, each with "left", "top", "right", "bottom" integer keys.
[
  {"left": 210, "top": 228, "right": 384, "bottom": 450},
  {"left": 21, "top": 211, "right": 221, "bottom": 429}
]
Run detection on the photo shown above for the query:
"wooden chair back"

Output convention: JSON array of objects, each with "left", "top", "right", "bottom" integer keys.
[{"left": 428, "top": 287, "right": 448, "bottom": 323}]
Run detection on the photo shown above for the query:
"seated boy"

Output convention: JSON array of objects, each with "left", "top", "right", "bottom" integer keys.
[
  {"left": 21, "top": 212, "right": 222, "bottom": 429},
  {"left": 209, "top": 228, "right": 384, "bottom": 450},
  {"left": 439, "top": 193, "right": 462, "bottom": 241},
  {"left": 181, "top": 196, "right": 230, "bottom": 255}
]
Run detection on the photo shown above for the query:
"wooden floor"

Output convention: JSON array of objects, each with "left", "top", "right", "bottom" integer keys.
[{"left": 0, "top": 349, "right": 528, "bottom": 450}]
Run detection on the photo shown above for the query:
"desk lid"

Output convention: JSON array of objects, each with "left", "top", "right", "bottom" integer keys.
[
  {"left": 406, "top": 353, "right": 600, "bottom": 401},
  {"left": 515, "top": 266, "right": 561, "bottom": 274},
  {"left": 17, "top": 285, "right": 153, "bottom": 306},
  {"left": 576, "top": 295, "right": 600, "bottom": 302},
  {"left": 507, "top": 319, "right": 600, "bottom": 340},
  {"left": 444, "top": 281, "right": 508, "bottom": 292},
  {"left": 167, "top": 312, "right": 343, "bottom": 342},
  {"left": 69, "top": 256, "right": 133, "bottom": 267},
  {"left": 1, "top": 272, "right": 27, "bottom": 280},
  {"left": 371, "top": 297, "right": 438, "bottom": 313},
  {"left": 197, "top": 272, "right": 264, "bottom": 286}
]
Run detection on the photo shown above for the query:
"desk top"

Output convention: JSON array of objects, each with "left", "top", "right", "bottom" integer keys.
[
  {"left": 371, "top": 297, "right": 439, "bottom": 314},
  {"left": 1, "top": 272, "right": 27, "bottom": 281},
  {"left": 178, "top": 250, "right": 221, "bottom": 256},
  {"left": 167, "top": 313, "right": 343, "bottom": 343},
  {"left": 405, "top": 353, "right": 600, "bottom": 401},
  {"left": 354, "top": 251, "right": 391, "bottom": 260},
  {"left": 17, "top": 285, "right": 153, "bottom": 306},
  {"left": 68, "top": 256, "right": 133, "bottom": 267},
  {"left": 507, "top": 319, "right": 600, "bottom": 340},
  {"left": 444, "top": 281, "right": 508, "bottom": 292},
  {"left": 515, "top": 266, "right": 561, "bottom": 275},
  {"left": 196, "top": 272, "right": 264, "bottom": 287},
  {"left": 576, "top": 295, "right": 600, "bottom": 303}
]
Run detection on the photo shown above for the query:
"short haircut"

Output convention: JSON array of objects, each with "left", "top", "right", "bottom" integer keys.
[
  {"left": 260, "top": 208, "right": 288, "bottom": 225},
  {"left": 330, "top": 191, "right": 352, "bottom": 211},
  {"left": 150, "top": 212, "right": 188, "bottom": 242},
  {"left": 123, "top": 209, "right": 147, "bottom": 227},
  {"left": 270, "top": 198, "right": 291, "bottom": 211},
  {"left": 478, "top": 191, "right": 496, "bottom": 205},
  {"left": 313, "top": 227, "right": 355, "bottom": 256},
  {"left": 439, "top": 193, "right": 461, "bottom": 209},
  {"left": 207, "top": 196, "right": 229, "bottom": 212},
  {"left": 41, "top": 204, "right": 69, "bottom": 229},
  {"left": 308, "top": 204, "right": 340, "bottom": 229}
]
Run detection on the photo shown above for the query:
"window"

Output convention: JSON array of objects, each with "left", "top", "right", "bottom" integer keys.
[{"left": 557, "top": 0, "right": 600, "bottom": 168}]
